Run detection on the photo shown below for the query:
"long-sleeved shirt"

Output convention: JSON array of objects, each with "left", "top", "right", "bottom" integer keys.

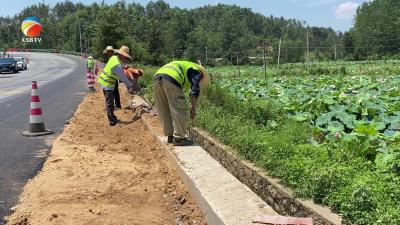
[
  {"left": 100, "top": 64, "right": 134, "bottom": 91},
  {"left": 187, "top": 68, "right": 202, "bottom": 97}
]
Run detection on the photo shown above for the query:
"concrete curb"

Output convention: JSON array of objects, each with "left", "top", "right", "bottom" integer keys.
[
  {"left": 141, "top": 116, "right": 279, "bottom": 225},
  {"left": 141, "top": 118, "right": 225, "bottom": 225},
  {"left": 189, "top": 128, "right": 342, "bottom": 225}
]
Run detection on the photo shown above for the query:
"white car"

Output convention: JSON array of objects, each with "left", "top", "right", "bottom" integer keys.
[{"left": 13, "top": 57, "right": 28, "bottom": 70}]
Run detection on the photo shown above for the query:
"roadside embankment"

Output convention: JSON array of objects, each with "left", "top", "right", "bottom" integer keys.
[{"left": 5, "top": 85, "right": 205, "bottom": 225}]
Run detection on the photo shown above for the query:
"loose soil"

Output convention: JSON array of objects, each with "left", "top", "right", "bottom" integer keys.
[{"left": 5, "top": 85, "right": 205, "bottom": 225}]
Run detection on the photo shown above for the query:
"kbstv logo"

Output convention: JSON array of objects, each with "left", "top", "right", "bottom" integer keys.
[{"left": 21, "top": 16, "right": 43, "bottom": 43}]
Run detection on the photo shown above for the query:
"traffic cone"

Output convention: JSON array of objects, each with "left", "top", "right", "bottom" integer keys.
[
  {"left": 22, "top": 81, "right": 53, "bottom": 137},
  {"left": 86, "top": 70, "right": 95, "bottom": 92}
]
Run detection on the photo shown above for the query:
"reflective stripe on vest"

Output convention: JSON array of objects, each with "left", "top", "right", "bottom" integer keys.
[
  {"left": 98, "top": 56, "right": 119, "bottom": 88},
  {"left": 155, "top": 61, "right": 199, "bottom": 90}
]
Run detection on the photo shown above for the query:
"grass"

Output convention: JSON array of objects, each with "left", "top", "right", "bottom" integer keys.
[
  {"left": 138, "top": 62, "right": 400, "bottom": 224},
  {"left": 193, "top": 84, "right": 400, "bottom": 224}
]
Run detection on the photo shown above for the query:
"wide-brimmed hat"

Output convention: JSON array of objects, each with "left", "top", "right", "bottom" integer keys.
[
  {"left": 197, "top": 65, "right": 210, "bottom": 88},
  {"left": 115, "top": 46, "right": 132, "bottom": 59},
  {"left": 102, "top": 46, "right": 114, "bottom": 54}
]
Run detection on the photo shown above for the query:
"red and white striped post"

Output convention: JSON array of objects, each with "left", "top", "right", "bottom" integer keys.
[
  {"left": 86, "top": 70, "right": 95, "bottom": 92},
  {"left": 22, "top": 81, "right": 53, "bottom": 137},
  {"left": 91, "top": 68, "right": 96, "bottom": 84}
]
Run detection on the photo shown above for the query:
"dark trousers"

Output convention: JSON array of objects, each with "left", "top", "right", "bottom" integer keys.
[
  {"left": 103, "top": 89, "right": 118, "bottom": 124},
  {"left": 114, "top": 82, "right": 121, "bottom": 108}
]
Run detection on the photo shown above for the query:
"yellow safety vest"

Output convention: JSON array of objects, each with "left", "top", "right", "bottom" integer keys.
[
  {"left": 87, "top": 59, "right": 94, "bottom": 69},
  {"left": 155, "top": 61, "right": 200, "bottom": 90},
  {"left": 98, "top": 56, "right": 119, "bottom": 88}
]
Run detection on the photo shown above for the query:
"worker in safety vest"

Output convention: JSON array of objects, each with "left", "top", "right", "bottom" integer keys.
[
  {"left": 86, "top": 56, "right": 96, "bottom": 92},
  {"left": 98, "top": 46, "right": 135, "bottom": 126},
  {"left": 103, "top": 46, "right": 122, "bottom": 109},
  {"left": 154, "top": 61, "right": 210, "bottom": 146},
  {"left": 87, "top": 56, "right": 95, "bottom": 74}
]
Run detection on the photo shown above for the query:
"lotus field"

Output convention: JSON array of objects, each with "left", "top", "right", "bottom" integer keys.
[
  {"left": 194, "top": 61, "right": 400, "bottom": 224},
  {"left": 211, "top": 62, "right": 400, "bottom": 160}
]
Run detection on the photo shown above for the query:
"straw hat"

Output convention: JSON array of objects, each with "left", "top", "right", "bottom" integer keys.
[
  {"left": 102, "top": 46, "right": 114, "bottom": 54},
  {"left": 197, "top": 65, "right": 210, "bottom": 88},
  {"left": 115, "top": 46, "right": 132, "bottom": 59}
]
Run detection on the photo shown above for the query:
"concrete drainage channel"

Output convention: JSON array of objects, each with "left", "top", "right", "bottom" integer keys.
[
  {"left": 131, "top": 94, "right": 341, "bottom": 225},
  {"left": 189, "top": 128, "right": 342, "bottom": 225}
]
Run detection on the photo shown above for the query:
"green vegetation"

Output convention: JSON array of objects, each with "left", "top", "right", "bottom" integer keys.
[
  {"left": 194, "top": 62, "right": 400, "bottom": 224},
  {"left": 2, "top": 0, "right": 400, "bottom": 223},
  {"left": 0, "top": 1, "right": 340, "bottom": 64},
  {"left": 2, "top": 0, "right": 399, "bottom": 63},
  {"left": 347, "top": 0, "right": 400, "bottom": 60}
]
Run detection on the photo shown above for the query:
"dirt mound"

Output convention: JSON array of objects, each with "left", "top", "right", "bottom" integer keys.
[{"left": 5, "top": 85, "right": 205, "bottom": 225}]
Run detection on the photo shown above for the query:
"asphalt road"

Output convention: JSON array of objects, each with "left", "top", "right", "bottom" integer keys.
[{"left": 0, "top": 53, "right": 88, "bottom": 224}]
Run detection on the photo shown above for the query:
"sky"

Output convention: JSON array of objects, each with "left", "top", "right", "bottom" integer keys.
[{"left": 0, "top": 0, "right": 372, "bottom": 32}]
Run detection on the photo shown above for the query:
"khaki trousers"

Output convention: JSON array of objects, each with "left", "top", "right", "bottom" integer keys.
[{"left": 154, "top": 78, "right": 189, "bottom": 138}]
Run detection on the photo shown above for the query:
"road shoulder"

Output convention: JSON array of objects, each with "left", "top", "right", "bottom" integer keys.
[{"left": 5, "top": 86, "right": 205, "bottom": 225}]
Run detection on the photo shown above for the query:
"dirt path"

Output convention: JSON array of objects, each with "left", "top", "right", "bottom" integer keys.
[{"left": 5, "top": 85, "right": 205, "bottom": 225}]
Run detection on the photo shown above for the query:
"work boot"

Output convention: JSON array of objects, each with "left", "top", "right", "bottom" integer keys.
[
  {"left": 173, "top": 137, "right": 194, "bottom": 146},
  {"left": 109, "top": 119, "right": 120, "bottom": 126},
  {"left": 167, "top": 136, "right": 174, "bottom": 144}
]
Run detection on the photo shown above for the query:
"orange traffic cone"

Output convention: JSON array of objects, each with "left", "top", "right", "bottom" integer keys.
[{"left": 22, "top": 81, "right": 53, "bottom": 137}]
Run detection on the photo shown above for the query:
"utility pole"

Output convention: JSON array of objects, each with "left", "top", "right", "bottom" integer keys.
[
  {"left": 205, "top": 46, "right": 208, "bottom": 64},
  {"left": 306, "top": 30, "right": 309, "bottom": 64},
  {"left": 278, "top": 38, "right": 282, "bottom": 67},
  {"left": 263, "top": 40, "right": 266, "bottom": 78},
  {"left": 334, "top": 44, "right": 337, "bottom": 61},
  {"left": 79, "top": 22, "right": 82, "bottom": 54},
  {"left": 285, "top": 48, "right": 288, "bottom": 62},
  {"left": 236, "top": 52, "right": 240, "bottom": 76}
]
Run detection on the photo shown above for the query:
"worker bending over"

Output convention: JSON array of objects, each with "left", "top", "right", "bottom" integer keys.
[
  {"left": 98, "top": 46, "right": 135, "bottom": 126},
  {"left": 154, "top": 61, "right": 210, "bottom": 146}
]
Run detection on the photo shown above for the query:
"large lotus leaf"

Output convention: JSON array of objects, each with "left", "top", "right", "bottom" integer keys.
[
  {"left": 335, "top": 111, "right": 355, "bottom": 129},
  {"left": 316, "top": 112, "right": 335, "bottom": 127},
  {"left": 292, "top": 112, "right": 310, "bottom": 122},
  {"left": 367, "top": 83, "right": 378, "bottom": 89},
  {"left": 357, "top": 93, "right": 371, "bottom": 104},
  {"left": 370, "top": 121, "right": 386, "bottom": 131},
  {"left": 298, "top": 94, "right": 311, "bottom": 103},
  {"left": 279, "top": 96, "right": 291, "bottom": 105},
  {"left": 386, "top": 115, "right": 400, "bottom": 123},
  {"left": 390, "top": 122, "right": 400, "bottom": 130},
  {"left": 323, "top": 97, "right": 336, "bottom": 105},
  {"left": 342, "top": 132, "right": 360, "bottom": 142},
  {"left": 354, "top": 123, "right": 378, "bottom": 136},
  {"left": 329, "top": 104, "right": 348, "bottom": 112},
  {"left": 327, "top": 121, "right": 345, "bottom": 133}
]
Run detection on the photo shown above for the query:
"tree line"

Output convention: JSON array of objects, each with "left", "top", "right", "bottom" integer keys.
[
  {"left": 345, "top": 0, "right": 400, "bottom": 60},
  {"left": 0, "top": 0, "right": 397, "bottom": 65}
]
